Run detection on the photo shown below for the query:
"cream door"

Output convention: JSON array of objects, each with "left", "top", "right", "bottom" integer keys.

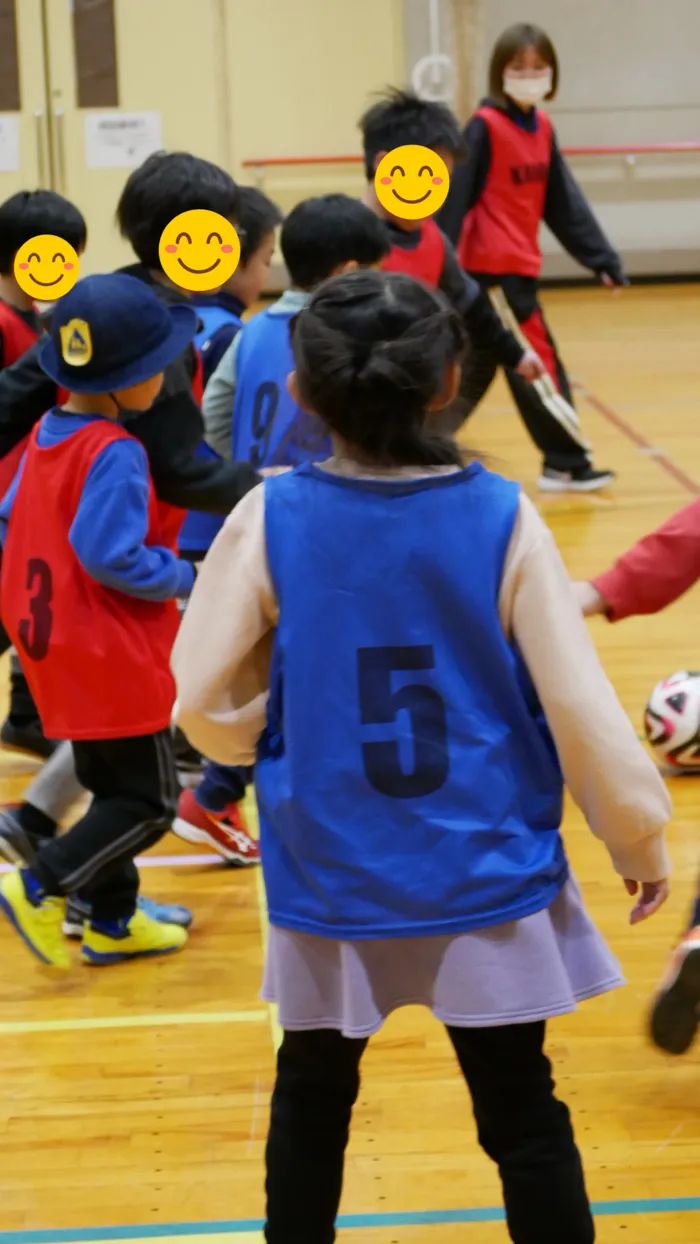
[
  {"left": 43, "top": 0, "right": 232, "bottom": 274},
  {"left": 0, "top": 0, "right": 51, "bottom": 201}
]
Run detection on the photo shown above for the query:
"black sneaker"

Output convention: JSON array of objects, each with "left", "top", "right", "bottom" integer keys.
[
  {"left": 0, "top": 718, "right": 58, "bottom": 760},
  {"left": 0, "top": 806, "right": 36, "bottom": 867},
  {"left": 538, "top": 465, "right": 616, "bottom": 493}
]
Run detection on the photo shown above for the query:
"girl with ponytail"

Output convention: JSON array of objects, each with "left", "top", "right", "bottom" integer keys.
[{"left": 174, "top": 268, "right": 670, "bottom": 1244}]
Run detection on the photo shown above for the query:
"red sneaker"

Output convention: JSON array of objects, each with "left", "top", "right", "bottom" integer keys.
[{"left": 172, "top": 788, "right": 260, "bottom": 866}]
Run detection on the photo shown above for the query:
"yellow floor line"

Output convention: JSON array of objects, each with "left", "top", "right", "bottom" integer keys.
[
  {"left": 0, "top": 1009, "right": 268, "bottom": 1036},
  {"left": 245, "top": 791, "right": 282, "bottom": 1052}
]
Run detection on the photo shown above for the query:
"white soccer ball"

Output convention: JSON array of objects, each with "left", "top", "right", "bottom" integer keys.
[{"left": 644, "top": 671, "right": 700, "bottom": 770}]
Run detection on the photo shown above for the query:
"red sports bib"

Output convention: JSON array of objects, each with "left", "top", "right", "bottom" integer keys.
[
  {"left": 458, "top": 106, "right": 553, "bottom": 278},
  {"left": 1, "top": 418, "right": 180, "bottom": 739},
  {"left": 381, "top": 218, "right": 446, "bottom": 288}
]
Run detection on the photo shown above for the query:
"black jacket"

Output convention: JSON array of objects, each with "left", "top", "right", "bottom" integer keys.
[
  {"left": 0, "top": 264, "right": 260, "bottom": 512},
  {"left": 437, "top": 98, "right": 625, "bottom": 284},
  {"left": 385, "top": 221, "right": 523, "bottom": 369}
]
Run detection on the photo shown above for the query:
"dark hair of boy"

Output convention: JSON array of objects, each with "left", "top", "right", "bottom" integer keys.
[
  {"left": 238, "top": 186, "right": 283, "bottom": 264},
  {"left": 116, "top": 151, "right": 240, "bottom": 272},
  {"left": 359, "top": 87, "right": 466, "bottom": 179},
  {"left": 291, "top": 269, "right": 466, "bottom": 469},
  {"left": 281, "top": 194, "right": 390, "bottom": 290},
  {"left": 488, "top": 23, "right": 559, "bottom": 103},
  {"left": 0, "top": 191, "right": 87, "bottom": 275}
]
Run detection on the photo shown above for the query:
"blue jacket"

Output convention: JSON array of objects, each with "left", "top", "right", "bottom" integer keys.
[{"left": 256, "top": 463, "right": 567, "bottom": 940}]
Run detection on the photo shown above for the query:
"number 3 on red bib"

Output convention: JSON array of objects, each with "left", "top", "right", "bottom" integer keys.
[{"left": 18, "top": 557, "right": 53, "bottom": 661}]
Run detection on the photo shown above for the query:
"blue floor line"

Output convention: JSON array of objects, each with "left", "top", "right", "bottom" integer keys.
[{"left": 3, "top": 1197, "right": 700, "bottom": 1242}]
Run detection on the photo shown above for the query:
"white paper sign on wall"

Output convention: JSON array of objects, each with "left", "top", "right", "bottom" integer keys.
[
  {"left": 0, "top": 115, "right": 20, "bottom": 173},
  {"left": 84, "top": 111, "right": 163, "bottom": 170}
]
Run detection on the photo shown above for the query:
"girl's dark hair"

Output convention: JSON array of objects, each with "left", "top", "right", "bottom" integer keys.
[
  {"left": 117, "top": 151, "right": 240, "bottom": 271},
  {"left": 238, "top": 186, "right": 283, "bottom": 265},
  {"left": 489, "top": 23, "right": 559, "bottom": 103},
  {"left": 359, "top": 87, "right": 466, "bottom": 179},
  {"left": 0, "top": 190, "right": 87, "bottom": 275},
  {"left": 291, "top": 269, "right": 466, "bottom": 469}
]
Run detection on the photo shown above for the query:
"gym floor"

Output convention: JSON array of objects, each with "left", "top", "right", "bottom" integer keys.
[{"left": 1, "top": 283, "right": 699, "bottom": 1243}]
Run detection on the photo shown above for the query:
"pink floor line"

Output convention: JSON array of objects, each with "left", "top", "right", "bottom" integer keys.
[{"left": 0, "top": 852, "right": 224, "bottom": 873}]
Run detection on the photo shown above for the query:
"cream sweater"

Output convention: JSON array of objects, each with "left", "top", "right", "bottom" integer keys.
[{"left": 173, "top": 464, "right": 672, "bottom": 884}]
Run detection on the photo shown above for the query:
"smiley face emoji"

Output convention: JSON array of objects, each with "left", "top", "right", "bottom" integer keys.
[
  {"left": 14, "top": 235, "right": 80, "bottom": 300},
  {"left": 374, "top": 145, "right": 451, "bottom": 221},
  {"left": 158, "top": 210, "right": 241, "bottom": 293}
]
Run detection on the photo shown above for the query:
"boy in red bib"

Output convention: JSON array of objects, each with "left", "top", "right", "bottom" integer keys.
[
  {"left": 0, "top": 273, "right": 198, "bottom": 969},
  {"left": 359, "top": 89, "right": 545, "bottom": 416},
  {"left": 438, "top": 23, "right": 623, "bottom": 492}
]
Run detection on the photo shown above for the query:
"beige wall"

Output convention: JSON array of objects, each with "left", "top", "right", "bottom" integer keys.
[{"left": 224, "top": 0, "right": 405, "bottom": 216}]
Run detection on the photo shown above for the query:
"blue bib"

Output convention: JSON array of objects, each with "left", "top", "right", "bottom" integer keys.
[
  {"left": 256, "top": 463, "right": 566, "bottom": 940},
  {"left": 232, "top": 308, "right": 332, "bottom": 468},
  {"left": 193, "top": 303, "right": 242, "bottom": 350}
]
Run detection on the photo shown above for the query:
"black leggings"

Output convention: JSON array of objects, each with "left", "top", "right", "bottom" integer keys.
[{"left": 265, "top": 1024, "right": 594, "bottom": 1244}]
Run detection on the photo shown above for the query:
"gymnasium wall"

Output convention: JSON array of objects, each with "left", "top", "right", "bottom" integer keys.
[{"left": 476, "top": 0, "right": 700, "bottom": 277}]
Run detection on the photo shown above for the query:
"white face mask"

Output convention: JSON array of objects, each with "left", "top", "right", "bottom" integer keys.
[{"left": 503, "top": 70, "right": 552, "bottom": 107}]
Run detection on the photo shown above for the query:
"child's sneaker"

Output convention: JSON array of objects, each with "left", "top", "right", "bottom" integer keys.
[
  {"left": 173, "top": 787, "right": 260, "bottom": 865},
  {"left": 0, "top": 868, "right": 69, "bottom": 969},
  {"left": 81, "top": 908, "right": 188, "bottom": 965},
  {"left": 63, "top": 893, "right": 193, "bottom": 939},
  {"left": 650, "top": 928, "right": 700, "bottom": 1054},
  {"left": 538, "top": 465, "right": 616, "bottom": 493}
]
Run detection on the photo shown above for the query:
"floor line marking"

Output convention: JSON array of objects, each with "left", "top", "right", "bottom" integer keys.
[
  {"left": 575, "top": 382, "right": 700, "bottom": 496},
  {"left": 4, "top": 1198, "right": 700, "bottom": 1242},
  {"left": 0, "top": 853, "right": 223, "bottom": 874},
  {"left": 0, "top": 1009, "right": 268, "bottom": 1036}
]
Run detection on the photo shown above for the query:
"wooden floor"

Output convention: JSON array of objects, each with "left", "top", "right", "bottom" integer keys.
[{"left": 2, "top": 283, "right": 700, "bottom": 1243}]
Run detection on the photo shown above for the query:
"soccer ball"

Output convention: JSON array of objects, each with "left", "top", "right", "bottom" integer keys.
[{"left": 644, "top": 671, "right": 700, "bottom": 770}]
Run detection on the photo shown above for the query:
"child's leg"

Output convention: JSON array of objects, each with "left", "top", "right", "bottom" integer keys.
[
  {"left": 1, "top": 651, "right": 55, "bottom": 759},
  {"left": 174, "top": 762, "right": 259, "bottom": 865},
  {"left": 29, "top": 731, "right": 178, "bottom": 916},
  {"left": 197, "top": 762, "right": 249, "bottom": 811},
  {"left": 265, "top": 1028, "right": 368, "bottom": 1244},
  {"left": 447, "top": 1021, "right": 594, "bottom": 1244},
  {"left": 497, "top": 279, "right": 600, "bottom": 480}
]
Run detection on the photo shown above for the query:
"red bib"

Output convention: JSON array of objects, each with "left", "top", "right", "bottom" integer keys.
[
  {"left": 0, "top": 419, "right": 179, "bottom": 740},
  {"left": 458, "top": 106, "right": 553, "bottom": 278},
  {"left": 381, "top": 218, "right": 445, "bottom": 287}
]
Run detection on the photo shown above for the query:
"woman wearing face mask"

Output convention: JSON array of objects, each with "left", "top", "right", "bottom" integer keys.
[{"left": 438, "top": 23, "right": 626, "bottom": 493}]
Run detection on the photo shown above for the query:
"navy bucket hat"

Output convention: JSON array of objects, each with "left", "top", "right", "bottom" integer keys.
[{"left": 39, "top": 272, "right": 198, "bottom": 393}]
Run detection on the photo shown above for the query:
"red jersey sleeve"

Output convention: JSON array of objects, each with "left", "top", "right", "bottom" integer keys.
[{"left": 592, "top": 497, "right": 700, "bottom": 621}]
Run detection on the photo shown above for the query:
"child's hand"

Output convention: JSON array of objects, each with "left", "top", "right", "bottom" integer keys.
[
  {"left": 572, "top": 581, "right": 606, "bottom": 616},
  {"left": 624, "top": 878, "right": 669, "bottom": 924},
  {"left": 515, "top": 349, "right": 545, "bottom": 382}
]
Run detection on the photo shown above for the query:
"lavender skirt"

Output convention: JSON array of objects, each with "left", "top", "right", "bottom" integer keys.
[{"left": 261, "top": 875, "right": 624, "bottom": 1038}]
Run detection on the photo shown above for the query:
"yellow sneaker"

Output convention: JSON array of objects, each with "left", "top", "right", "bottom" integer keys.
[
  {"left": 0, "top": 869, "right": 69, "bottom": 969},
  {"left": 81, "top": 908, "right": 188, "bottom": 965}
]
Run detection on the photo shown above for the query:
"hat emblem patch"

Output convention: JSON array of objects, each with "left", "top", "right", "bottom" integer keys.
[{"left": 60, "top": 319, "right": 92, "bottom": 367}]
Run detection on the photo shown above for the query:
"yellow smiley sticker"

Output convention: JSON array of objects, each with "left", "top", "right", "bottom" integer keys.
[
  {"left": 158, "top": 209, "right": 241, "bottom": 293},
  {"left": 14, "top": 235, "right": 80, "bottom": 299},
  {"left": 374, "top": 145, "right": 450, "bottom": 221}
]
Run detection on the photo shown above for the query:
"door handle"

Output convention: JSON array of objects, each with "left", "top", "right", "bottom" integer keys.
[
  {"left": 54, "top": 108, "right": 67, "bottom": 194},
  {"left": 34, "top": 109, "right": 48, "bottom": 187}
]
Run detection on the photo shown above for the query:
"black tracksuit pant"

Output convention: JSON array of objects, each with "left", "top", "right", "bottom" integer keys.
[
  {"left": 31, "top": 730, "right": 178, "bottom": 922},
  {"left": 461, "top": 273, "right": 590, "bottom": 473}
]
